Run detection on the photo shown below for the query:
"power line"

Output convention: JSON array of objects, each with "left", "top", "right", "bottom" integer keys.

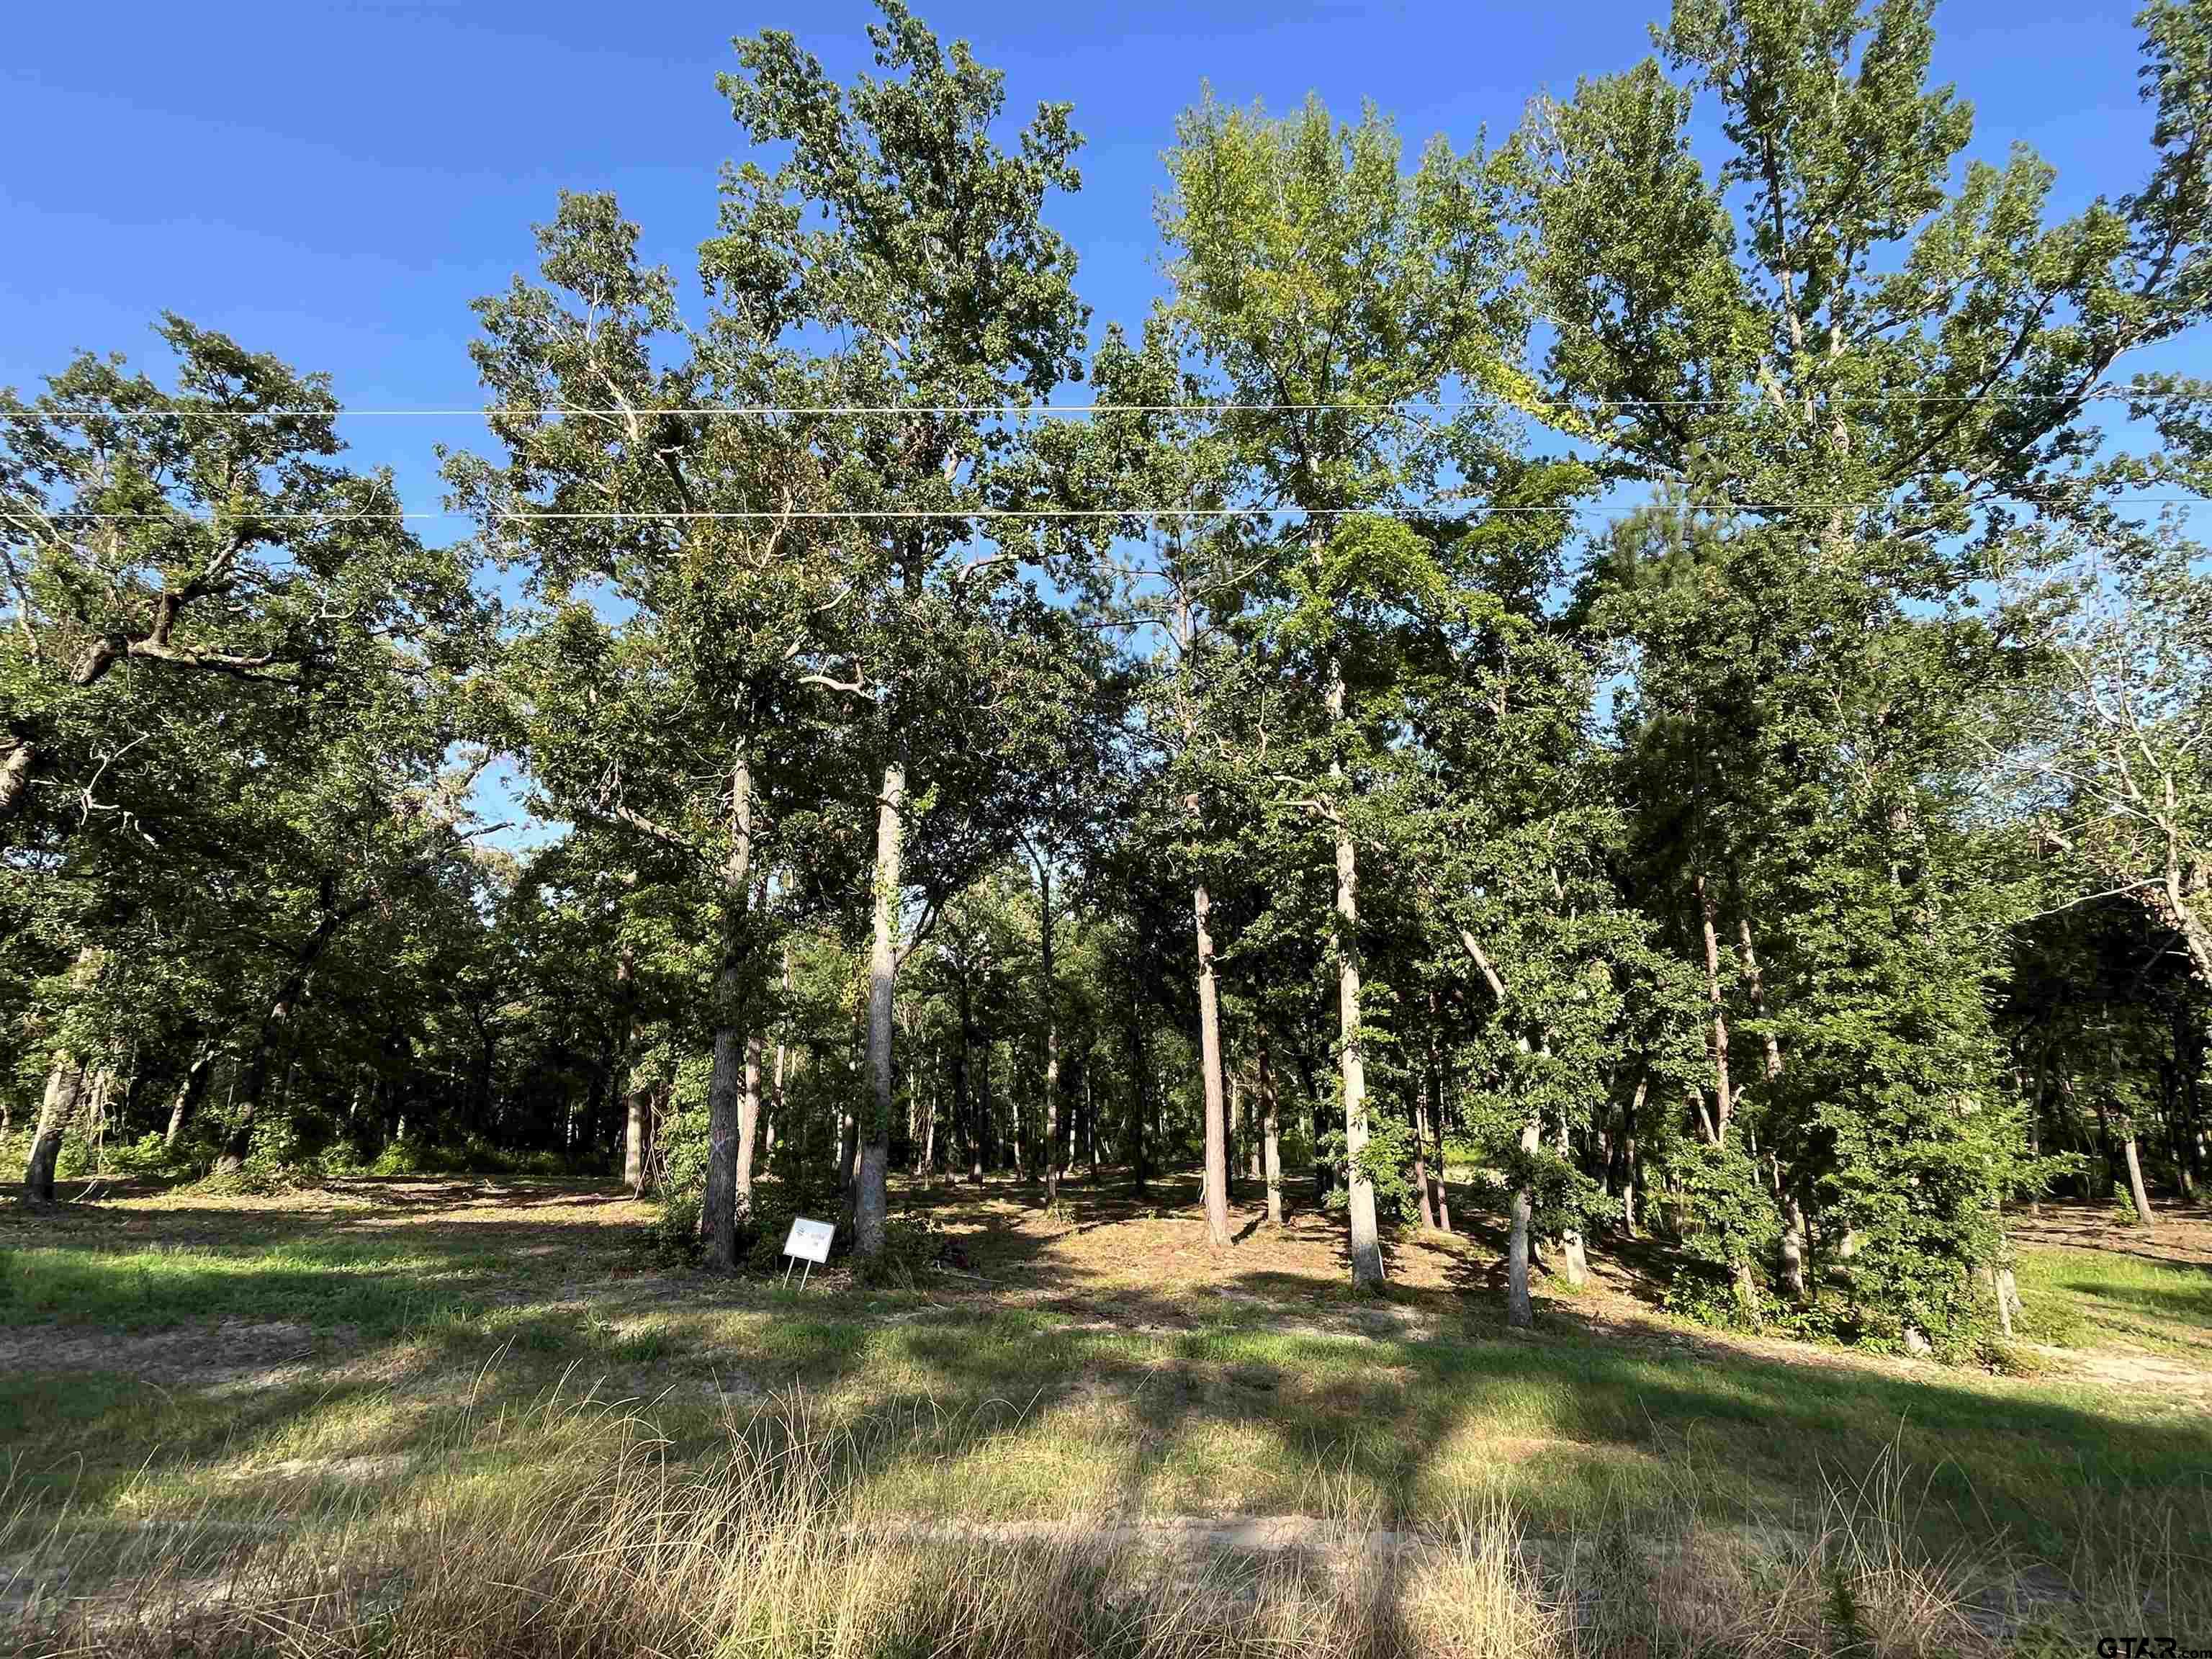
[
  {"left": 2, "top": 388, "right": 2205, "bottom": 421},
  {"left": 24, "top": 497, "right": 2203, "bottom": 524}
]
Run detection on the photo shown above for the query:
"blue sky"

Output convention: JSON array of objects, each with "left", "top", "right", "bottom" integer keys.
[
  {"left": 0, "top": 0, "right": 2181, "bottom": 839},
  {"left": 2, "top": 0, "right": 2167, "bottom": 501}
]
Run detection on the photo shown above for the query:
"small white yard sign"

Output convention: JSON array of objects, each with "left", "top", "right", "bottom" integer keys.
[{"left": 781, "top": 1216, "right": 835, "bottom": 1288}]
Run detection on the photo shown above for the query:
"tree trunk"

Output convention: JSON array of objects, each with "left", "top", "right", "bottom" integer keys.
[
  {"left": 1411, "top": 1089, "right": 1438, "bottom": 1231},
  {"left": 739, "top": 1025, "right": 763, "bottom": 1192},
  {"left": 163, "top": 1044, "right": 217, "bottom": 1150},
  {"left": 1507, "top": 1114, "right": 1537, "bottom": 1328},
  {"left": 1558, "top": 1227, "right": 1589, "bottom": 1287},
  {"left": 218, "top": 879, "right": 374, "bottom": 1172},
  {"left": 1194, "top": 878, "right": 1231, "bottom": 1248},
  {"left": 1228, "top": 1071, "right": 1242, "bottom": 1197},
  {"left": 1781, "top": 1194, "right": 1809, "bottom": 1300},
  {"left": 1326, "top": 657, "right": 1383, "bottom": 1287},
  {"left": 2154, "top": 845, "right": 2212, "bottom": 990},
  {"left": 24, "top": 1053, "right": 82, "bottom": 1201},
  {"left": 1298, "top": 1048, "right": 1331, "bottom": 1205},
  {"left": 1427, "top": 1018, "right": 1451, "bottom": 1233},
  {"left": 1622, "top": 1076, "right": 1643, "bottom": 1237},
  {"left": 1257, "top": 1029, "right": 1284, "bottom": 1227},
  {"left": 1040, "top": 861, "right": 1062, "bottom": 1210},
  {"left": 2123, "top": 1128, "right": 2157, "bottom": 1223},
  {"left": 624, "top": 1086, "right": 651, "bottom": 1195},
  {"left": 0, "top": 732, "right": 33, "bottom": 821},
  {"left": 957, "top": 990, "right": 979, "bottom": 1185},
  {"left": 979, "top": 1038, "right": 996, "bottom": 1179},
  {"left": 1125, "top": 996, "right": 1151, "bottom": 1191},
  {"left": 1737, "top": 913, "right": 1783, "bottom": 1082},
  {"left": 701, "top": 750, "right": 757, "bottom": 1271},
  {"left": 220, "top": 1005, "right": 291, "bottom": 1172},
  {"left": 855, "top": 758, "right": 904, "bottom": 1262},
  {"left": 921, "top": 1057, "right": 938, "bottom": 1182},
  {"left": 1696, "top": 873, "right": 1734, "bottom": 1141}
]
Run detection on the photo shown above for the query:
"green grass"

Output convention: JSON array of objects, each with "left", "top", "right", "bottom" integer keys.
[
  {"left": 2013, "top": 1243, "right": 2212, "bottom": 1358},
  {"left": 4, "top": 1182, "right": 2209, "bottom": 1596},
  {"left": 0, "top": 1235, "right": 512, "bottom": 1334}
]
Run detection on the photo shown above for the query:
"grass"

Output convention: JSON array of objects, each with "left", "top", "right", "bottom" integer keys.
[
  {"left": 4, "top": 1174, "right": 2211, "bottom": 1653},
  {"left": 2013, "top": 1243, "right": 2212, "bottom": 1360},
  {"left": 7, "top": 1389, "right": 2206, "bottom": 1658}
]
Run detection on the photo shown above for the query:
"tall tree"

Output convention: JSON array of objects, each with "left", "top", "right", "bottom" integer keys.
[
  {"left": 1516, "top": 0, "right": 2212, "bottom": 1341},
  {"left": 450, "top": 193, "right": 857, "bottom": 1268},
  {"left": 716, "top": 1, "right": 1089, "bottom": 1260},
  {"left": 1161, "top": 91, "right": 1543, "bottom": 1285}
]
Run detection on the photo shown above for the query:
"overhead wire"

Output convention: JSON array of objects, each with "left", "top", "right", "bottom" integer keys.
[
  {"left": 2, "top": 387, "right": 2208, "bottom": 421},
  {"left": 20, "top": 498, "right": 2203, "bottom": 524}
]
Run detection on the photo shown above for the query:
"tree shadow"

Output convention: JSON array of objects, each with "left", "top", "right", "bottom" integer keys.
[{"left": 8, "top": 1166, "right": 2211, "bottom": 1598}]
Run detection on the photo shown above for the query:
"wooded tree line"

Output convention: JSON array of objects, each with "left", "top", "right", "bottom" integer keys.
[{"left": 8, "top": 0, "right": 2211, "bottom": 1352}]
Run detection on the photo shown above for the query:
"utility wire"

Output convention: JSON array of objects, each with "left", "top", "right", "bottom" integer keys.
[
  {"left": 24, "top": 498, "right": 2203, "bottom": 524},
  {"left": 2, "top": 388, "right": 2206, "bottom": 421}
]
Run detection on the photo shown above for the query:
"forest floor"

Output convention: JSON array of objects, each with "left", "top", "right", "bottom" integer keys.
[{"left": 3, "top": 1169, "right": 2210, "bottom": 1647}]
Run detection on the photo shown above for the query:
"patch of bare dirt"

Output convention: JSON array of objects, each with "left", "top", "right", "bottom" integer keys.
[
  {"left": 2010, "top": 1197, "right": 2212, "bottom": 1267},
  {"left": 0, "top": 1319, "right": 331, "bottom": 1390}
]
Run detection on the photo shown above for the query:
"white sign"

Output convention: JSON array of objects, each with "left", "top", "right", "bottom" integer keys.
[{"left": 783, "top": 1217, "right": 835, "bottom": 1264}]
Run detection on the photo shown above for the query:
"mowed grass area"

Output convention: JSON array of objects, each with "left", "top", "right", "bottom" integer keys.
[{"left": 3, "top": 1174, "right": 2210, "bottom": 1650}]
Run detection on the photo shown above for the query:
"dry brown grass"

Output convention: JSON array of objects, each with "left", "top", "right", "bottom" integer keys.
[{"left": 8, "top": 1387, "right": 2203, "bottom": 1659}]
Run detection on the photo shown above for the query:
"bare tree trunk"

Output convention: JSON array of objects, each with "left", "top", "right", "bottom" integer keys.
[
  {"left": 2153, "top": 832, "right": 2212, "bottom": 989},
  {"left": 737, "top": 1030, "right": 763, "bottom": 1207},
  {"left": 624, "top": 1088, "right": 651, "bottom": 1195},
  {"left": 1559, "top": 1227, "right": 1589, "bottom": 1286},
  {"left": 163, "top": 1043, "right": 217, "bottom": 1150},
  {"left": 1622, "top": 1077, "right": 1643, "bottom": 1237},
  {"left": 0, "top": 732, "right": 33, "bottom": 821},
  {"left": 1737, "top": 914, "right": 1782, "bottom": 1082},
  {"left": 81, "top": 1064, "right": 114, "bottom": 1171},
  {"left": 700, "top": 750, "right": 757, "bottom": 1270},
  {"left": 1195, "top": 878, "right": 1231, "bottom": 1248},
  {"left": 1228, "top": 1070, "right": 1242, "bottom": 1197},
  {"left": 921, "top": 1057, "right": 938, "bottom": 1183},
  {"left": 1411, "top": 1089, "right": 1438, "bottom": 1230},
  {"left": 979, "top": 1038, "right": 995, "bottom": 1181},
  {"left": 218, "top": 891, "right": 364, "bottom": 1174},
  {"left": 1125, "top": 997, "right": 1151, "bottom": 1191},
  {"left": 1697, "top": 873, "right": 1734, "bottom": 1141},
  {"left": 1039, "top": 860, "right": 1062, "bottom": 1210},
  {"left": 1507, "top": 1114, "right": 1537, "bottom": 1328},
  {"left": 1298, "top": 1049, "right": 1331, "bottom": 1205},
  {"left": 1243, "top": 1073, "right": 1262, "bottom": 1185},
  {"left": 1426, "top": 1016, "right": 1451, "bottom": 1233},
  {"left": 957, "top": 990, "right": 979, "bottom": 1186},
  {"left": 2123, "top": 1128, "right": 2157, "bottom": 1223},
  {"left": 1543, "top": 1050, "right": 1588, "bottom": 1287},
  {"left": 1258, "top": 1028, "right": 1283, "bottom": 1227},
  {"left": 855, "top": 759, "right": 904, "bottom": 1262},
  {"left": 1327, "top": 659, "right": 1382, "bottom": 1288},
  {"left": 24, "top": 1053, "right": 83, "bottom": 1201}
]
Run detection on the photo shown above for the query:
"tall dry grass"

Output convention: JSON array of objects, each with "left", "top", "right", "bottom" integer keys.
[{"left": 4, "top": 1388, "right": 2203, "bottom": 1658}]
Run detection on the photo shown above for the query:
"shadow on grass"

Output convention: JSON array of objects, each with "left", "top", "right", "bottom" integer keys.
[{"left": 2, "top": 1168, "right": 2208, "bottom": 1576}]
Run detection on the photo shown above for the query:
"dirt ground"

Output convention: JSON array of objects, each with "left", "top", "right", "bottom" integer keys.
[{"left": 6, "top": 1170, "right": 2211, "bottom": 1410}]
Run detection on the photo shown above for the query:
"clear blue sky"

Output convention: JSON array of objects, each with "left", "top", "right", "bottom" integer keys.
[
  {"left": 2, "top": 0, "right": 2172, "bottom": 845},
  {"left": 1, "top": 0, "right": 2167, "bottom": 521}
]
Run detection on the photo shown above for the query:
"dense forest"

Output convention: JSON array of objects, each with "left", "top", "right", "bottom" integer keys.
[{"left": 7, "top": 0, "right": 2211, "bottom": 1358}]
